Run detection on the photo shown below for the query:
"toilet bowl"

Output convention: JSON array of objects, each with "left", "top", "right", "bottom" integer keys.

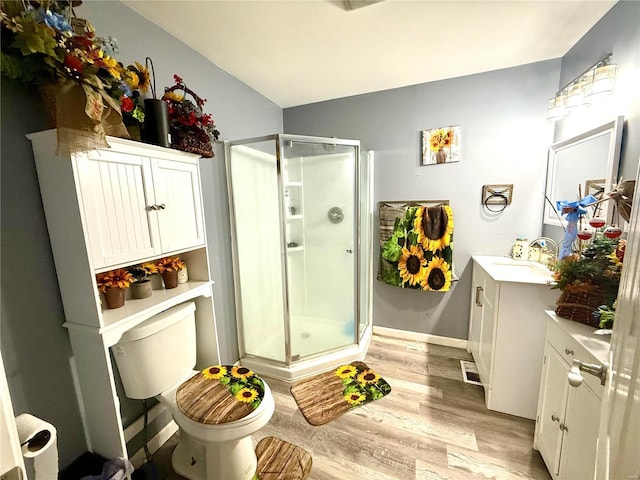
[{"left": 112, "top": 302, "right": 275, "bottom": 480}]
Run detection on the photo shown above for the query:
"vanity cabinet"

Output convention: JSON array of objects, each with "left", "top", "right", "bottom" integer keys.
[
  {"left": 534, "top": 312, "right": 609, "bottom": 480},
  {"left": 28, "top": 130, "right": 220, "bottom": 461},
  {"left": 468, "top": 256, "right": 559, "bottom": 419}
]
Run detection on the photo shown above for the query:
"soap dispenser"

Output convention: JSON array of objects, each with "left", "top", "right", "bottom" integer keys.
[{"left": 511, "top": 237, "right": 529, "bottom": 260}]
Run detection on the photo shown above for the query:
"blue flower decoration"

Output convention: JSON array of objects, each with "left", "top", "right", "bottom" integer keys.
[{"left": 34, "top": 8, "right": 72, "bottom": 32}]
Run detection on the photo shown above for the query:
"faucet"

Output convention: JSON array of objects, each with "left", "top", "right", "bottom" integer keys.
[{"left": 529, "top": 237, "right": 558, "bottom": 265}]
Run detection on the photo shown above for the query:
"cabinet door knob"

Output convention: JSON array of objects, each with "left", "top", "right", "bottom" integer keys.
[
  {"left": 564, "top": 348, "right": 574, "bottom": 356},
  {"left": 559, "top": 423, "right": 568, "bottom": 432},
  {"left": 551, "top": 414, "right": 559, "bottom": 422},
  {"left": 158, "top": 203, "right": 166, "bottom": 210},
  {"left": 148, "top": 205, "right": 159, "bottom": 211}
]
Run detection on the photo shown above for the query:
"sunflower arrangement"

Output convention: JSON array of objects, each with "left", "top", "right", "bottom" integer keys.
[
  {"left": 201, "top": 365, "right": 264, "bottom": 409},
  {"left": 155, "top": 256, "right": 185, "bottom": 273},
  {"left": 95, "top": 268, "right": 134, "bottom": 292},
  {"left": 334, "top": 363, "right": 391, "bottom": 407},
  {"left": 428, "top": 128, "right": 453, "bottom": 152},
  {"left": 110, "top": 61, "right": 150, "bottom": 125},
  {"left": 127, "top": 261, "right": 158, "bottom": 283},
  {"left": 380, "top": 205, "right": 454, "bottom": 291}
]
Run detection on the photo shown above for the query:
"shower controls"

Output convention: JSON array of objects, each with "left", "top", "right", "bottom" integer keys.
[{"left": 328, "top": 207, "right": 344, "bottom": 224}]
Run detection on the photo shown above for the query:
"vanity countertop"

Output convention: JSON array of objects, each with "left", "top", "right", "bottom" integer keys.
[
  {"left": 545, "top": 310, "right": 611, "bottom": 365},
  {"left": 472, "top": 255, "right": 554, "bottom": 285}
]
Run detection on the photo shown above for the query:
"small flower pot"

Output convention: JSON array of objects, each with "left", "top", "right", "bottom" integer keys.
[
  {"left": 161, "top": 270, "right": 179, "bottom": 289},
  {"left": 103, "top": 287, "right": 125, "bottom": 309},
  {"left": 132, "top": 280, "right": 153, "bottom": 299}
]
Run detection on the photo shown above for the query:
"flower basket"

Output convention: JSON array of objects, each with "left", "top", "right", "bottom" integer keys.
[
  {"left": 163, "top": 76, "right": 220, "bottom": 158},
  {"left": 555, "top": 290, "right": 603, "bottom": 327},
  {"left": 39, "top": 83, "right": 60, "bottom": 129}
]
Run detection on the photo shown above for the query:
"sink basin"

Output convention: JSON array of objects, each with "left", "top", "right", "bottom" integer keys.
[{"left": 473, "top": 256, "right": 554, "bottom": 284}]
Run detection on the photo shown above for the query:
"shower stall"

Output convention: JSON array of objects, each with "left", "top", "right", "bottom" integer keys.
[{"left": 225, "top": 134, "right": 373, "bottom": 381}]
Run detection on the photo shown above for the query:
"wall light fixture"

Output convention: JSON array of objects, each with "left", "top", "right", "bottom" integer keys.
[{"left": 547, "top": 54, "right": 616, "bottom": 121}]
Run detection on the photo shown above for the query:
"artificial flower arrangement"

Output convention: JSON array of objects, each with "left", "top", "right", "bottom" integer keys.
[
  {"left": 95, "top": 268, "right": 134, "bottom": 292},
  {"left": 127, "top": 261, "right": 158, "bottom": 283},
  {"left": 0, "top": 0, "right": 149, "bottom": 151},
  {"left": 550, "top": 233, "right": 625, "bottom": 327},
  {"left": 95, "top": 268, "right": 134, "bottom": 308},
  {"left": 162, "top": 74, "right": 220, "bottom": 158},
  {"left": 155, "top": 256, "right": 185, "bottom": 273}
]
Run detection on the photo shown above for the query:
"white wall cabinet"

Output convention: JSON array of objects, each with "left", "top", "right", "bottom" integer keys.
[
  {"left": 76, "top": 146, "right": 204, "bottom": 270},
  {"left": 468, "top": 256, "right": 559, "bottom": 419},
  {"left": 534, "top": 313, "right": 609, "bottom": 480},
  {"left": 28, "top": 130, "right": 220, "bottom": 461}
]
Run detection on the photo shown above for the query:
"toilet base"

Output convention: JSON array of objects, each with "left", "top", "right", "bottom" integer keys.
[{"left": 172, "top": 433, "right": 258, "bottom": 480}]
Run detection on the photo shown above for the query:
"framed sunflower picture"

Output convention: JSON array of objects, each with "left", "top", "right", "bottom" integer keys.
[
  {"left": 378, "top": 201, "right": 454, "bottom": 292},
  {"left": 421, "top": 125, "right": 461, "bottom": 165}
]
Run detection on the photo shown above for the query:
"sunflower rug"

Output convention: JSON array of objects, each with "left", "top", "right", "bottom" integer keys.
[{"left": 290, "top": 362, "right": 391, "bottom": 426}]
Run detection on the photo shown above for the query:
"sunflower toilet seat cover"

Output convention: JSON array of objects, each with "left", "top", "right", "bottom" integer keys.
[{"left": 176, "top": 365, "right": 266, "bottom": 425}]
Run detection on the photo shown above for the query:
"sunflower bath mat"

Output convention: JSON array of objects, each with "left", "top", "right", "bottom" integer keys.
[{"left": 290, "top": 362, "right": 391, "bottom": 426}]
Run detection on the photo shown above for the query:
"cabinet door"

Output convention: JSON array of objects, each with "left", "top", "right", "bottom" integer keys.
[
  {"left": 468, "top": 267, "right": 483, "bottom": 360},
  {"left": 560, "top": 382, "right": 601, "bottom": 480},
  {"left": 536, "top": 345, "right": 570, "bottom": 476},
  {"left": 477, "top": 275, "right": 496, "bottom": 386},
  {"left": 75, "top": 150, "right": 160, "bottom": 268},
  {"left": 151, "top": 159, "right": 205, "bottom": 253}
]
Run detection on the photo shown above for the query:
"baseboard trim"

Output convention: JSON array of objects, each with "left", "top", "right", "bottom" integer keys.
[
  {"left": 373, "top": 325, "right": 467, "bottom": 349},
  {"left": 128, "top": 420, "right": 178, "bottom": 469}
]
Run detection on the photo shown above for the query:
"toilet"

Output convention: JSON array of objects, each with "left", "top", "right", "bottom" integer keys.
[{"left": 112, "top": 302, "right": 275, "bottom": 480}]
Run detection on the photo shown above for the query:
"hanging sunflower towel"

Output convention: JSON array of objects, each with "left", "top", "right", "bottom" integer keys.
[{"left": 378, "top": 202, "right": 454, "bottom": 291}]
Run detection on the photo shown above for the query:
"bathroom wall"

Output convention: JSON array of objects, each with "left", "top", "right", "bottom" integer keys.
[
  {"left": 284, "top": 60, "right": 559, "bottom": 339},
  {"left": 543, "top": 0, "right": 640, "bottom": 243},
  {"left": 0, "top": 0, "right": 282, "bottom": 467},
  {"left": 283, "top": 0, "right": 640, "bottom": 340}
]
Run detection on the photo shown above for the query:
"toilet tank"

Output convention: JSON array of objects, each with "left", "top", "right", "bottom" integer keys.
[{"left": 113, "top": 302, "right": 197, "bottom": 399}]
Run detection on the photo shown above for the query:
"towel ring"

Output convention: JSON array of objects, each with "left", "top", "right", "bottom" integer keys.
[{"left": 483, "top": 192, "right": 508, "bottom": 213}]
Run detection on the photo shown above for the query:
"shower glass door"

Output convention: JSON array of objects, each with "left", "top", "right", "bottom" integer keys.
[
  {"left": 282, "top": 138, "right": 358, "bottom": 361},
  {"left": 228, "top": 139, "right": 286, "bottom": 363}
]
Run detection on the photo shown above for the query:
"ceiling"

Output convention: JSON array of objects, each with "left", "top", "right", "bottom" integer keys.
[{"left": 124, "top": 0, "right": 617, "bottom": 108}]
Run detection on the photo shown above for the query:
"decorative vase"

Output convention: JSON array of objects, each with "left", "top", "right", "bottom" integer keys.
[
  {"left": 435, "top": 148, "right": 447, "bottom": 164},
  {"left": 131, "top": 280, "right": 152, "bottom": 299},
  {"left": 103, "top": 287, "right": 125, "bottom": 309},
  {"left": 142, "top": 98, "right": 170, "bottom": 147},
  {"left": 177, "top": 265, "right": 188, "bottom": 284},
  {"left": 161, "top": 270, "right": 179, "bottom": 289}
]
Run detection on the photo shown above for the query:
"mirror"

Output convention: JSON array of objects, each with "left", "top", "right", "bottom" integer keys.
[{"left": 544, "top": 116, "right": 624, "bottom": 227}]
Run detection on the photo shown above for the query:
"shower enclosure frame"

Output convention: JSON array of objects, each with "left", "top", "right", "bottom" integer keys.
[{"left": 224, "top": 134, "right": 373, "bottom": 381}]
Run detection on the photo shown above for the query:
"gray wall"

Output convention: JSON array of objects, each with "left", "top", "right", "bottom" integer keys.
[
  {"left": 284, "top": 60, "right": 559, "bottom": 339},
  {"left": 542, "top": 0, "right": 640, "bottom": 245},
  {"left": 1, "top": 0, "right": 281, "bottom": 467},
  {"left": 283, "top": 0, "right": 640, "bottom": 340}
]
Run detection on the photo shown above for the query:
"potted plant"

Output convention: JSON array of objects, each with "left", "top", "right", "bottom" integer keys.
[
  {"left": 155, "top": 256, "right": 185, "bottom": 289},
  {"left": 127, "top": 262, "right": 158, "bottom": 299},
  {"left": 550, "top": 236, "right": 625, "bottom": 326},
  {"left": 96, "top": 268, "right": 134, "bottom": 309}
]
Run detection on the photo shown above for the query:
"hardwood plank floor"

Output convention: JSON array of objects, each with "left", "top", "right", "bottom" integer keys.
[{"left": 149, "top": 333, "right": 551, "bottom": 480}]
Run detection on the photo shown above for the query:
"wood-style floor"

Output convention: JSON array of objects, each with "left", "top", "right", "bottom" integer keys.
[{"left": 151, "top": 333, "right": 552, "bottom": 480}]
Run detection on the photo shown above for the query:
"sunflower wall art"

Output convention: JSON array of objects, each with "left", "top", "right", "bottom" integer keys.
[
  {"left": 378, "top": 202, "right": 454, "bottom": 291},
  {"left": 422, "top": 125, "right": 461, "bottom": 165}
]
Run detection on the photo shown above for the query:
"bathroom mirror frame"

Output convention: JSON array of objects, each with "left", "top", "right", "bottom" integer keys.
[{"left": 544, "top": 116, "right": 624, "bottom": 227}]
